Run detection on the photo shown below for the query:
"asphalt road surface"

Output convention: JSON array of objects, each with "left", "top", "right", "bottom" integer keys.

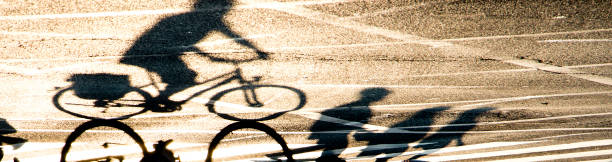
[{"left": 1, "top": 0, "right": 611, "bottom": 161}]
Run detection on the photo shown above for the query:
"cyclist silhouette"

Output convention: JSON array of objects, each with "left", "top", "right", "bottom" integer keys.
[{"left": 119, "top": 0, "right": 268, "bottom": 111}]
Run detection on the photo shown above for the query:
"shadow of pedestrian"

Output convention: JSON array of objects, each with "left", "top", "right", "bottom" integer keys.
[
  {"left": 308, "top": 88, "right": 391, "bottom": 162},
  {"left": 408, "top": 107, "right": 495, "bottom": 161},
  {"left": 354, "top": 106, "right": 450, "bottom": 162},
  {"left": 1, "top": 118, "right": 27, "bottom": 161}
]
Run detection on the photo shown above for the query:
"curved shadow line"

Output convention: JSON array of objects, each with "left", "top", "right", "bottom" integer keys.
[
  {"left": 60, "top": 119, "right": 148, "bottom": 162},
  {"left": 52, "top": 86, "right": 153, "bottom": 120},
  {"left": 205, "top": 121, "right": 294, "bottom": 162},
  {"left": 205, "top": 84, "right": 307, "bottom": 121}
]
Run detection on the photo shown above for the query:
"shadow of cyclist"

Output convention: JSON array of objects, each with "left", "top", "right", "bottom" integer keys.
[
  {"left": 408, "top": 107, "right": 495, "bottom": 161},
  {"left": 119, "top": 0, "right": 269, "bottom": 111},
  {"left": 308, "top": 88, "right": 390, "bottom": 162},
  {"left": 1, "top": 118, "right": 27, "bottom": 161},
  {"left": 354, "top": 106, "right": 450, "bottom": 162}
]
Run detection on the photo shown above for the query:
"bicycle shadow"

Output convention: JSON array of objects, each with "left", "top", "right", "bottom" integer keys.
[
  {"left": 118, "top": 0, "right": 269, "bottom": 104},
  {"left": 53, "top": 0, "right": 303, "bottom": 120},
  {"left": 1, "top": 118, "right": 27, "bottom": 161}
]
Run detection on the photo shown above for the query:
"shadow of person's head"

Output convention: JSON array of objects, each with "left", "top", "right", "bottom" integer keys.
[{"left": 359, "top": 88, "right": 391, "bottom": 103}]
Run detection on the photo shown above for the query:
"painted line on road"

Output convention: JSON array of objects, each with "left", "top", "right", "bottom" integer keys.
[
  {"left": 492, "top": 149, "right": 612, "bottom": 162},
  {"left": 566, "top": 63, "right": 612, "bottom": 69},
  {"left": 532, "top": 132, "right": 595, "bottom": 140},
  {"left": 305, "top": 91, "right": 612, "bottom": 111},
  {"left": 340, "top": 0, "right": 458, "bottom": 20},
  {"left": 0, "top": 9, "right": 189, "bottom": 20},
  {"left": 537, "top": 39, "right": 612, "bottom": 43},
  {"left": 416, "top": 139, "right": 612, "bottom": 161},
  {"left": 263, "top": 0, "right": 612, "bottom": 88},
  {"left": 261, "top": 0, "right": 454, "bottom": 48},
  {"left": 456, "top": 90, "right": 612, "bottom": 109},
  {"left": 582, "top": 158, "right": 612, "bottom": 162},
  {"left": 406, "top": 68, "right": 537, "bottom": 77},
  {"left": 263, "top": 142, "right": 431, "bottom": 161},
  {"left": 0, "top": 142, "right": 64, "bottom": 155},
  {"left": 0, "top": 0, "right": 354, "bottom": 20},
  {"left": 503, "top": 59, "right": 612, "bottom": 86},
  {"left": 441, "top": 28, "right": 612, "bottom": 42},
  {"left": 0, "top": 31, "right": 134, "bottom": 40},
  {"left": 296, "top": 84, "right": 491, "bottom": 89},
  {"left": 349, "top": 141, "right": 539, "bottom": 161},
  {"left": 398, "top": 111, "right": 612, "bottom": 130}
]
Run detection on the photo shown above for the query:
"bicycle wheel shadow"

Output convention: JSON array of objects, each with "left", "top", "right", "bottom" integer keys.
[
  {"left": 1, "top": 118, "right": 28, "bottom": 161},
  {"left": 206, "top": 121, "right": 295, "bottom": 162}
]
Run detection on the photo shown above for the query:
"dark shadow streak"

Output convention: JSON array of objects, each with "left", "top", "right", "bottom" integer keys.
[
  {"left": 354, "top": 106, "right": 450, "bottom": 162},
  {"left": 118, "top": 0, "right": 269, "bottom": 107},
  {"left": 409, "top": 107, "right": 495, "bottom": 161},
  {"left": 307, "top": 88, "right": 391, "bottom": 162},
  {"left": 206, "top": 121, "right": 294, "bottom": 162},
  {"left": 1, "top": 118, "right": 27, "bottom": 161}
]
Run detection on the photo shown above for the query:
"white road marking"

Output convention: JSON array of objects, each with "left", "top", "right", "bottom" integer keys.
[
  {"left": 532, "top": 133, "right": 594, "bottom": 140},
  {"left": 340, "top": 0, "right": 457, "bottom": 20},
  {"left": 491, "top": 149, "right": 612, "bottom": 162},
  {"left": 349, "top": 141, "right": 539, "bottom": 161},
  {"left": 0, "top": 9, "right": 189, "bottom": 20},
  {"left": 504, "top": 59, "right": 612, "bottom": 86},
  {"left": 0, "top": 31, "right": 134, "bottom": 40},
  {"left": 566, "top": 63, "right": 612, "bottom": 68},
  {"left": 296, "top": 84, "right": 491, "bottom": 89},
  {"left": 265, "top": 142, "right": 431, "bottom": 160},
  {"left": 262, "top": 0, "right": 612, "bottom": 90},
  {"left": 347, "top": 91, "right": 612, "bottom": 111},
  {"left": 258, "top": 0, "right": 454, "bottom": 48},
  {"left": 0, "top": 64, "right": 43, "bottom": 75},
  {"left": 0, "top": 0, "right": 354, "bottom": 20},
  {"left": 441, "top": 28, "right": 612, "bottom": 42},
  {"left": 13, "top": 142, "right": 205, "bottom": 162},
  {"left": 538, "top": 39, "right": 612, "bottom": 43},
  {"left": 582, "top": 158, "right": 612, "bottom": 162},
  {"left": 0, "top": 142, "right": 63, "bottom": 155},
  {"left": 456, "top": 90, "right": 612, "bottom": 109},
  {"left": 398, "top": 111, "right": 612, "bottom": 130},
  {"left": 416, "top": 139, "right": 612, "bottom": 161},
  {"left": 406, "top": 68, "right": 537, "bottom": 77}
]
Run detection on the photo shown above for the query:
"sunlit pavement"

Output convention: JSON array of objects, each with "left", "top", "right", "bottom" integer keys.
[{"left": 1, "top": 0, "right": 612, "bottom": 161}]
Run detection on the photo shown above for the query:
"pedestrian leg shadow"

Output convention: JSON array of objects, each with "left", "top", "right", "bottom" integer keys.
[
  {"left": 353, "top": 106, "right": 450, "bottom": 162},
  {"left": 1, "top": 118, "right": 27, "bottom": 161},
  {"left": 408, "top": 107, "right": 495, "bottom": 161}
]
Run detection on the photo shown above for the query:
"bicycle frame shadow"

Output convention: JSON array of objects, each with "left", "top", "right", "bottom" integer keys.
[{"left": 53, "top": 65, "right": 307, "bottom": 121}]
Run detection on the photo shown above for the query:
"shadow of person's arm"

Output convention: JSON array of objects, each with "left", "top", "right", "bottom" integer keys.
[{"left": 218, "top": 26, "right": 270, "bottom": 60}]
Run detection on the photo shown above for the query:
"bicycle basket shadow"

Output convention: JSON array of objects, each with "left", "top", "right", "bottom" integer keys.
[
  {"left": 53, "top": 73, "right": 152, "bottom": 120},
  {"left": 69, "top": 74, "right": 132, "bottom": 102}
]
